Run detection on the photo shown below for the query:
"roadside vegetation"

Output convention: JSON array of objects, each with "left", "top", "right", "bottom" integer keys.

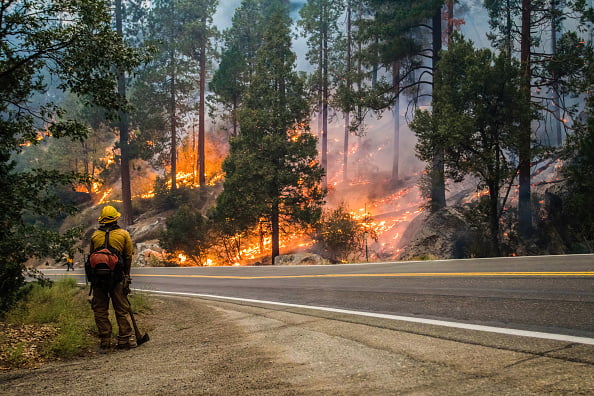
[{"left": 0, "top": 278, "right": 151, "bottom": 370}]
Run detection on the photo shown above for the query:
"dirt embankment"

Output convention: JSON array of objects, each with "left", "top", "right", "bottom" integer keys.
[{"left": 1, "top": 296, "right": 593, "bottom": 395}]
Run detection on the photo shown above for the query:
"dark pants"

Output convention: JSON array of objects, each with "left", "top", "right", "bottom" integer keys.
[{"left": 91, "top": 281, "right": 133, "bottom": 345}]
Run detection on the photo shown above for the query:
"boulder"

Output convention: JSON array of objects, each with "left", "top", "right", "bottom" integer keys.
[
  {"left": 398, "top": 207, "right": 471, "bottom": 260},
  {"left": 274, "top": 253, "right": 327, "bottom": 266},
  {"left": 134, "top": 241, "right": 165, "bottom": 267},
  {"left": 128, "top": 216, "right": 168, "bottom": 243}
]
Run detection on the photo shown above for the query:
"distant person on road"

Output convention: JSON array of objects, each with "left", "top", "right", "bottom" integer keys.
[
  {"left": 87, "top": 205, "right": 135, "bottom": 350},
  {"left": 63, "top": 254, "right": 74, "bottom": 271}
]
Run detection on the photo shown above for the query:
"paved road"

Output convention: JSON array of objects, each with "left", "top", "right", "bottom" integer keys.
[{"left": 46, "top": 254, "right": 594, "bottom": 341}]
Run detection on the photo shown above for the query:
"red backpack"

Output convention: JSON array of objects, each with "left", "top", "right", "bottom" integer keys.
[{"left": 85, "top": 229, "right": 124, "bottom": 288}]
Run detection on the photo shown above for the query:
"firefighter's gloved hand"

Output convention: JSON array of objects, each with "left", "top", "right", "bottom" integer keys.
[{"left": 122, "top": 275, "right": 131, "bottom": 295}]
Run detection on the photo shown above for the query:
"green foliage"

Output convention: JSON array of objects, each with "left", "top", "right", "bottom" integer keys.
[
  {"left": 4, "top": 343, "right": 27, "bottom": 368},
  {"left": 129, "top": 291, "right": 154, "bottom": 315},
  {"left": 0, "top": 0, "right": 144, "bottom": 315},
  {"left": 409, "top": 254, "right": 438, "bottom": 261},
  {"left": 411, "top": 35, "right": 524, "bottom": 253},
  {"left": 312, "top": 205, "right": 376, "bottom": 263},
  {"left": 209, "top": 43, "right": 247, "bottom": 135},
  {"left": 152, "top": 177, "right": 206, "bottom": 211},
  {"left": 558, "top": 38, "right": 594, "bottom": 252},
  {"left": 355, "top": 0, "right": 447, "bottom": 206},
  {"left": 0, "top": 262, "right": 27, "bottom": 316},
  {"left": 160, "top": 205, "right": 211, "bottom": 265},
  {"left": 13, "top": 93, "right": 118, "bottom": 195}
]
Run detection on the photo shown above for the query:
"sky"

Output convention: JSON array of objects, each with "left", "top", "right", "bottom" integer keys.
[{"left": 213, "top": 0, "right": 312, "bottom": 70}]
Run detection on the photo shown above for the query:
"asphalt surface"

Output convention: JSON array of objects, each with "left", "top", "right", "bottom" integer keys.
[{"left": 46, "top": 254, "right": 594, "bottom": 341}]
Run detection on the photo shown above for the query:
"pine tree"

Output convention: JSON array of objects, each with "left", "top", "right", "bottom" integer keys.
[
  {"left": 299, "top": 0, "right": 344, "bottom": 189},
  {"left": 214, "top": 1, "right": 325, "bottom": 264},
  {"left": 211, "top": 0, "right": 265, "bottom": 138}
]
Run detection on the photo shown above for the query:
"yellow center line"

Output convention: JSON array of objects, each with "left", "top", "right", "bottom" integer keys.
[{"left": 132, "top": 271, "right": 594, "bottom": 280}]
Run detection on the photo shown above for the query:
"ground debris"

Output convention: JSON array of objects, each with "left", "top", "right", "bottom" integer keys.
[{"left": 0, "top": 323, "right": 58, "bottom": 370}]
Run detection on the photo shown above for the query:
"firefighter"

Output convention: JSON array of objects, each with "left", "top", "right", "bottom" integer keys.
[{"left": 88, "top": 205, "right": 135, "bottom": 350}]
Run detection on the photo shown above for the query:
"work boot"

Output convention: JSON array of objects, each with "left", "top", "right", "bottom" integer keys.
[
  {"left": 99, "top": 338, "right": 111, "bottom": 350},
  {"left": 116, "top": 337, "right": 137, "bottom": 350}
]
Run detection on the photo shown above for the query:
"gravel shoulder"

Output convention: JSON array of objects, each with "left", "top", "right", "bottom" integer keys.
[{"left": 1, "top": 295, "right": 593, "bottom": 395}]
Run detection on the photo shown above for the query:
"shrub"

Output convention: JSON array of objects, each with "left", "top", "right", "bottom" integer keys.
[
  {"left": 159, "top": 205, "right": 211, "bottom": 265},
  {"left": 312, "top": 205, "right": 377, "bottom": 263}
]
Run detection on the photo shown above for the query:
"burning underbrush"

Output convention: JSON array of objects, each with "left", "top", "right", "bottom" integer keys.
[{"left": 124, "top": 170, "right": 426, "bottom": 267}]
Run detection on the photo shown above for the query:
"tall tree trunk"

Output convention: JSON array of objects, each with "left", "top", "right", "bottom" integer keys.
[
  {"left": 372, "top": 37, "right": 379, "bottom": 88},
  {"left": 317, "top": 18, "right": 323, "bottom": 165},
  {"left": 430, "top": 5, "right": 446, "bottom": 211},
  {"left": 169, "top": 1, "right": 177, "bottom": 191},
  {"left": 170, "top": 65, "right": 177, "bottom": 191},
  {"left": 192, "top": 122, "right": 196, "bottom": 182},
  {"left": 321, "top": 3, "right": 329, "bottom": 190},
  {"left": 198, "top": 33, "right": 207, "bottom": 188},
  {"left": 232, "top": 96, "right": 238, "bottom": 137},
  {"left": 506, "top": 0, "right": 513, "bottom": 56},
  {"left": 488, "top": 183, "right": 502, "bottom": 256},
  {"left": 115, "top": 0, "right": 132, "bottom": 225},
  {"left": 271, "top": 201, "right": 279, "bottom": 263},
  {"left": 518, "top": 0, "right": 532, "bottom": 237},
  {"left": 392, "top": 60, "right": 400, "bottom": 181},
  {"left": 343, "top": 113, "right": 350, "bottom": 182},
  {"left": 551, "top": 0, "right": 562, "bottom": 146},
  {"left": 342, "top": 0, "right": 352, "bottom": 184}
]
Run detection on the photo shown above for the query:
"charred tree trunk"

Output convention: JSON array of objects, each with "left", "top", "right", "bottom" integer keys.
[
  {"left": 232, "top": 95, "right": 238, "bottom": 137},
  {"left": 271, "top": 201, "right": 280, "bottom": 263},
  {"left": 115, "top": 0, "right": 132, "bottom": 225},
  {"left": 430, "top": 5, "right": 446, "bottom": 212},
  {"left": 342, "top": 1, "right": 352, "bottom": 184},
  {"left": 506, "top": 0, "right": 513, "bottom": 56},
  {"left": 392, "top": 60, "right": 400, "bottom": 181},
  {"left": 170, "top": 67, "right": 177, "bottom": 191},
  {"left": 343, "top": 114, "right": 350, "bottom": 182},
  {"left": 169, "top": 0, "right": 177, "bottom": 191},
  {"left": 488, "top": 182, "right": 502, "bottom": 256},
  {"left": 321, "top": 3, "right": 329, "bottom": 190},
  {"left": 198, "top": 32, "right": 207, "bottom": 188},
  {"left": 518, "top": 0, "right": 532, "bottom": 237},
  {"left": 551, "top": 0, "right": 562, "bottom": 146},
  {"left": 447, "top": 0, "right": 454, "bottom": 44}
]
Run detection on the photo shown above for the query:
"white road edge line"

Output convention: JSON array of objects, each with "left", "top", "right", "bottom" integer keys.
[{"left": 136, "top": 288, "right": 594, "bottom": 346}]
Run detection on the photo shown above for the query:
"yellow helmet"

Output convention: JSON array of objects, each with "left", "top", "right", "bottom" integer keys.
[{"left": 98, "top": 205, "right": 121, "bottom": 224}]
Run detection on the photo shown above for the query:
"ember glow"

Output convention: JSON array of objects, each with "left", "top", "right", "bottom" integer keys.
[
  {"left": 98, "top": 188, "right": 113, "bottom": 205},
  {"left": 464, "top": 189, "right": 489, "bottom": 204}
]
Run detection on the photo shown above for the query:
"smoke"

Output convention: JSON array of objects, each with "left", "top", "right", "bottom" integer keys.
[{"left": 212, "top": 0, "right": 241, "bottom": 30}]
